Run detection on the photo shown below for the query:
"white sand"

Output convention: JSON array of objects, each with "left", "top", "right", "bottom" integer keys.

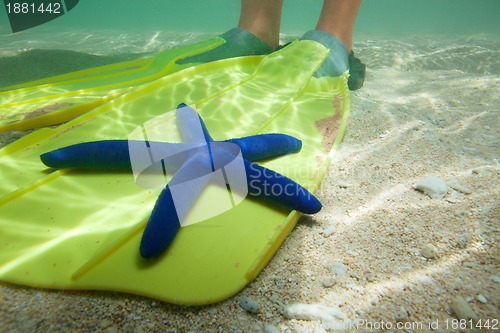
[{"left": 1, "top": 35, "right": 498, "bottom": 332}]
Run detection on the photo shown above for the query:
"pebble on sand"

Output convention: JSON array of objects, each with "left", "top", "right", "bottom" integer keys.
[
  {"left": 238, "top": 297, "right": 260, "bottom": 314},
  {"left": 420, "top": 243, "right": 438, "bottom": 259},
  {"left": 447, "top": 179, "right": 472, "bottom": 194},
  {"left": 414, "top": 176, "right": 448, "bottom": 199},
  {"left": 395, "top": 307, "right": 409, "bottom": 322},
  {"left": 264, "top": 324, "right": 280, "bottom": 333},
  {"left": 322, "top": 277, "right": 336, "bottom": 288},
  {"left": 332, "top": 262, "right": 347, "bottom": 281},
  {"left": 476, "top": 294, "right": 488, "bottom": 304},
  {"left": 321, "top": 225, "right": 336, "bottom": 237},
  {"left": 322, "top": 262, "right": 347, "bottom": 288},
  {"left": 457, "top": 233, "right": 470, "bottom": 249},
  {"left": 283, "top": 303, "right": 349, "bottom": 330},
  {"left": 450, "top": 297, "right": 478, "bottom": 322}
]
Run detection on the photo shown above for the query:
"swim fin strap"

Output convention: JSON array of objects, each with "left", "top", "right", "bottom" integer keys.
[
  {"left": 0, "top": 37, "right": 225, "bottom": 132},
  {"left": 0, "top": 40, "right": 350, "bottom": 305}
]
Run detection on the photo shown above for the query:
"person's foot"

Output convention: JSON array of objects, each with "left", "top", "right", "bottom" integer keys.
[
  {"left": 176, "top": 28, "right": 273, "bottom": 65},
  {"left": 300, "top": 29, "right": 365, "bottom": 90}
]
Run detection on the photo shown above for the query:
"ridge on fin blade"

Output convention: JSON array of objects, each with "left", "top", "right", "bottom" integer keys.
[
  {"left": 0, "top": 40, "right": 350, "bottom": 305},
  {"left": 0, "top": 37, "right": 225, "bottom": 133}
]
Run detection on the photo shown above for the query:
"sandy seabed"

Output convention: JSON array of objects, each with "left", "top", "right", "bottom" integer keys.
[{"left": 0, "top": 33, "right": 498, "bottom": 332}]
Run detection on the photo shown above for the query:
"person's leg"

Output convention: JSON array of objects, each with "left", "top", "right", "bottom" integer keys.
[
  {"left": 316, "top": 0, "right": 362, "bottom": 53},
  {"left": 177, "top": 0, "right": 282, "bottom": 64},
  {"left": 238, "top": 0, "right": 283, "bottom": 50},
  {"left": 302, "top": 0, "right": 365, "bottom": 90}
]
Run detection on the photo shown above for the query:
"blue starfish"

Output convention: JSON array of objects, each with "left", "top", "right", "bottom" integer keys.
[{"left": 40, "top": 103, "right": 322, "bottom": 259}]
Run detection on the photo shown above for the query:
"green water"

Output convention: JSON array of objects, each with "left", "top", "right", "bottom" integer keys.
[
  {"left": 0, "top": 0, "right": 498, "bottom": 87},
  {"left": 1, "top": 0, "right": 499, "bottom": 37}
]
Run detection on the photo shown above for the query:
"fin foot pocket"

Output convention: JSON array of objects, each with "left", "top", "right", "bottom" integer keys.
[
  {"left": 347, "top": 51, "right": 366, "bottom": 91},
  {"left": 176, "top": 28, "right": 273, "bottom": 65}
]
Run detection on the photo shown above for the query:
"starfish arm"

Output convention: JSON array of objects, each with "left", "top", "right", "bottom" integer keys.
[
  {"left": 244, "top": 160, "right": 322, "bottom": 214},
  {"left": 40, "top": 140, "right": 133, "bottom": 170},
  {"left": 177, "top": 103, "right": 213, "bottom": 143},
  {"left": 140, "top": 184, "right": 180, "bottom": 259},
  {"left": 40, "top": 140, "right": 202, "bottom": 175},
  {"left": 225, "top": 134, "right": 302, "bottom": 161},
  {"left": 140, "top": 153, "right": 213, "bottom": 259}
]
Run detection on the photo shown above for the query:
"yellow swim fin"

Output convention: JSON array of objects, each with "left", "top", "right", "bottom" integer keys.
[
  {"left": 0, "top": 40, "right": 350, "bottom": 305},
  {"left": 0, "top": 37, "right": 224, "bottom": 132}
]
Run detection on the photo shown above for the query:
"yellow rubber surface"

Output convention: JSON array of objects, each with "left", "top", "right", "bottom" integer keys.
[{"left": 0, "top": 38, "right": 224, "bottom": 132}]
